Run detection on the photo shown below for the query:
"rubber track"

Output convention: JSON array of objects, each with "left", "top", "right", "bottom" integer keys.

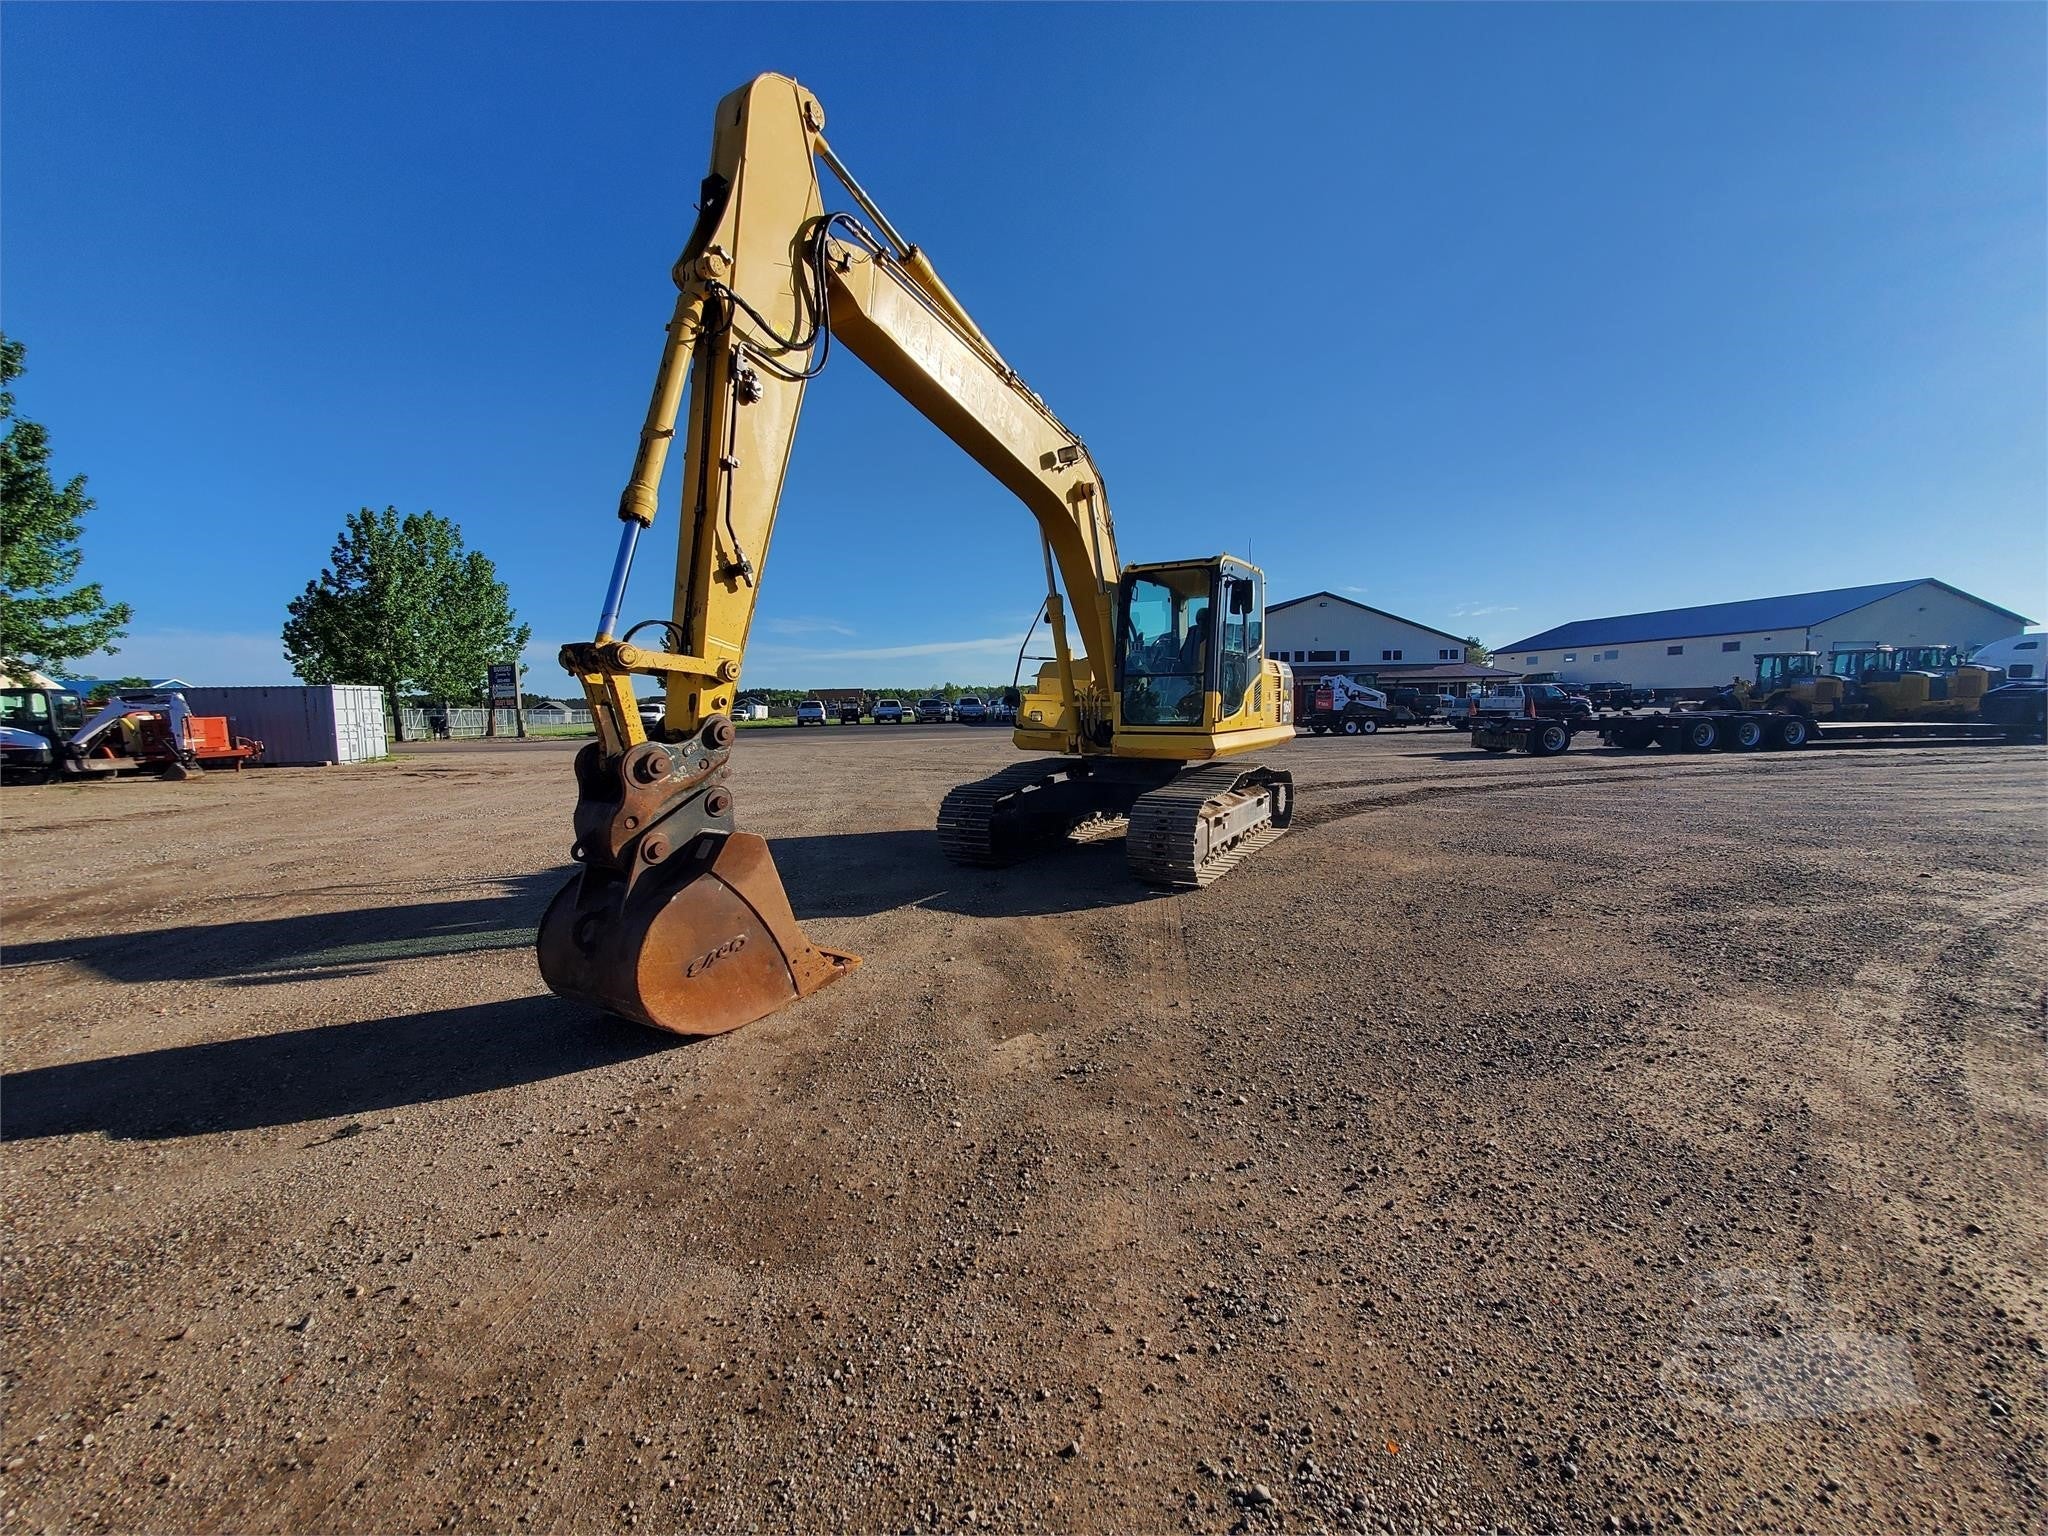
[
  {"left": 1126, "top": 763, "right": 1292, "bottom": 890},
  {"left": 936, "top": 757, "right": 1077, "bottom": 866}
]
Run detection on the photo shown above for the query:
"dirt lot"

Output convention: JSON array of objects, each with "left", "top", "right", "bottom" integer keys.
[{"left": 2, "top": 726, "right": 2043, "bottom": 1534}]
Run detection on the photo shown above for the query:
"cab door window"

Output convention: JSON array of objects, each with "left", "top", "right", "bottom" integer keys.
[{"left": 1218, "top": 567, "right": 1262, "bottom": 718}]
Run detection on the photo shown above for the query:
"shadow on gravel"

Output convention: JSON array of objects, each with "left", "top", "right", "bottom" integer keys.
[
  {"left": 0, "top": 872, "right": 569, "bottom": 985},
  {"left": 770, "top": 829, "right": 1156, "bottom": 920},
  {"left": 0, "top": 993, "right": 671, "bottom": 1142},
  {"left": 5, "top": 829, "right": 1152, "bottom": 992}
]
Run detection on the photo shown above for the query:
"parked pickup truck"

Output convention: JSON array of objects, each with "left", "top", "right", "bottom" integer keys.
[
  {"left": 1572, "top": 680, "right": 1647, "bottom": 710},
  {"left": 1458, "top": 683, "right": 1594, "bottom": 728},
  {"left": 836, "top": 698, "right": 865, "bottom": 724},
  {"left": 915, "top": 697, "right": 952, "bottom": 724},
  {"left": 872, "top": 698, "right": 912, "bottom": 724},
  {"left": 954, "top": 695, "right": 988, "bottom": 724},
  {"left": 795, "top": 699, "right": 828, "bottom": 726}
]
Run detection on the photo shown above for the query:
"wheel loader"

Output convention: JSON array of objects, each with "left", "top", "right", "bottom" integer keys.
[
  {"left": 538, "top": 75, "right": 1299, "bottom": 1039},
  {"left": 1700, "top": 652, "right": 1851, "bottom": 717},
  {"left": 1828, "top": 645, "right": 2003, "bottom": 721}
]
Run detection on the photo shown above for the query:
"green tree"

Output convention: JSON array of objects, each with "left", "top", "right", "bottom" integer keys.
[
  {"left": 282, "top": 507, "right": 529, "bottom": 739},
  {"left": 86, "top": 675, "right": 155, "bottom": 705},
  {"left": 1464, "top": 635, "right": 1492, "bottom": 667},
  {"left": 0, "top": 334, "right": 132, "bottom": 674}
]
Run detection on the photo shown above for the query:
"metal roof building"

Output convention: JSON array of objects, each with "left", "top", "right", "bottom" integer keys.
[{"left": 1500, "top": 579, "right": 2032, "bottom": 691}]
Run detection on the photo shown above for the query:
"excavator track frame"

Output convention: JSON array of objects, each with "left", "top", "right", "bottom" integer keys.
[
  {"left": 1125, "top": 763, "right": 1294, "bottom": 889},
  {"left": 937, "top": 757, "right": 1180, "bottom": 867},
  {"left": 937, "top": 756, "right": 1294, "bottom": 890}
]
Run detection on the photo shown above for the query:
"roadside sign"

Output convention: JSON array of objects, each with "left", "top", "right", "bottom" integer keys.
[{"left": 486, "top": 663, "right": 526, "bottom": 738}]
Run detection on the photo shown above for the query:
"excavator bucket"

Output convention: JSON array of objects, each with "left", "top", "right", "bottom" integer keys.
[{"left": 537, "top": 831, "right": 858, "bottom": 1038}]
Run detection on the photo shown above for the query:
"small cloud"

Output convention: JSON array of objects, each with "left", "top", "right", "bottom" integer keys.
[
  {"left": 1342, "top": 585, "right": 1369, "bottom": 594},
  {"left": 760, "top": 616, "right": 858, "bottom": 638},
  {"left": 1448, "top": 602, "right": 1519, "bottom": 619}
]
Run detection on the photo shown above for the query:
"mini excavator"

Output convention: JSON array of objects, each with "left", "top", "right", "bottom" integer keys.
[{"left": 539, "top": 75, "right": 1299, "bottom": 1038}]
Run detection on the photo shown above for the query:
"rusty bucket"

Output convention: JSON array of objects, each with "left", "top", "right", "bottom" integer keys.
[{"left": 537, "top": 830, "right": 858, "bottom": 1037}]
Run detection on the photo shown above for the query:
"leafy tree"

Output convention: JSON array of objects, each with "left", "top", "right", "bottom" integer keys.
[
  {"left": 1464, "top": 636, "right": 1492, "bottom": 667},
  {"left": 86, "top": 675, "right": 155, "bottom": 705},
  {"left": 283, "top": 507, "right": 529, "bottom": 739},
  {"left": 0, "top": 334, "right": 132, "bottom": 673}
]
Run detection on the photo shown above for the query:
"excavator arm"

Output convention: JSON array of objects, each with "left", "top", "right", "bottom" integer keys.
[
  {"left": 541, "top": 74, "right": 1125, "bottom": 1037},
  {"left": 561, "top": 73, "right": 1117, "bottom": 759}
]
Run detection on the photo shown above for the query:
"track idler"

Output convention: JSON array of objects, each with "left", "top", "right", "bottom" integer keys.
[{"left": 536, "top": 714, "right": 857, "bottom": 1036}]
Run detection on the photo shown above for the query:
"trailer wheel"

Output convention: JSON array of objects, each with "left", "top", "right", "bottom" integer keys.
[
  {"left": 1359, "top": 717, "right": 1379, "bottom": 735},
  {"left": 1770, "top": 715, "right": 1811, "bottom": 750},
  {"left": 1724, "top": 717, "right": 1766, "bottom": 752},
  {"left": 1677, "top": 718, "right": 1719, "bottom": 752},
  {"left": 1528, "top": 722, "right": 1571, "bottom": 756}
]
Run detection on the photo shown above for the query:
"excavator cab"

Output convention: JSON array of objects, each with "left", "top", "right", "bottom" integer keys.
[{"left": 1113, "top": 558, "right": 1268, "bottom": 732}]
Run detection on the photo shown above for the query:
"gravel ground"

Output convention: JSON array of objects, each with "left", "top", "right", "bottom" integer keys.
[{"left": 2, "top": 726, "right": 2043, "bottom": 1535}]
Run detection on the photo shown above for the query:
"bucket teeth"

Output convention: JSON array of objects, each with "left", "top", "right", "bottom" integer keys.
[{"left": 538, "top": 831, "right": 857, "bottom": 1037}]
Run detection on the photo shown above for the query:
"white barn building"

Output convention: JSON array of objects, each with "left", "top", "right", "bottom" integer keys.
[
  {"left": 1266, "top": 592, "right": 1518, "bottom": 690},
  {"left": 1500, "top": 579, "right": 2032, "bottom": 692}
]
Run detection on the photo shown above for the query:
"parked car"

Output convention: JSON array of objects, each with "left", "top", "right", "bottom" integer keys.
[
  {"left": 954, "top": 695, "right": 988, "bottom": 724},
  {"left": 872, "top": 698, "right": 912, "bottom": 724},
  {"left": 989, "top": 695, "right": 1018, "bottom": 724},
  {"left": 1462, "top": 683, "right": 1595, "bottom": 726},
  {"left": 795, "top": 699, "right": 828, "bottom": 726},
  {"left": 916, "top": 697, "right": 952, "bottom": 724},
  {"left": 836, "top": 698, "right": 865, "bottom": 724},
  {"left": 1569, "top": 680, "right": 1645, "bottom": 711},
  {"left": 637, "top": 697, "right": 665, "bottom": 729}
]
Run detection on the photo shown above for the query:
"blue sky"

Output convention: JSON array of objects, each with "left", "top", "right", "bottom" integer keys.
[{"left": 5, "top": 3, "right": 2042, "bottom": 691}]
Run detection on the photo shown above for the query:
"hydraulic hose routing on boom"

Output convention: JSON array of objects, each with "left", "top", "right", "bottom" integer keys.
[{"left": 539, "top": 75, "right": 1298, "bottom": 1038}]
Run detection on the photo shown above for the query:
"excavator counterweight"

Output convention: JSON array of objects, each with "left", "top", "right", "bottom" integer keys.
[{"left": 539, "top": 75, "right": 1297, "bottom": 1037}]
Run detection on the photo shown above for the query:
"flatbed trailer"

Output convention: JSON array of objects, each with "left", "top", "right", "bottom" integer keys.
[{"left": 1470, "top": 709, "right": 2032, "bottom": 757}]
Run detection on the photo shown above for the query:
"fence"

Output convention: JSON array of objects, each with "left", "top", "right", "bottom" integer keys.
[{"left": 394, "top": 706, "right": 591, "bottom": 739}]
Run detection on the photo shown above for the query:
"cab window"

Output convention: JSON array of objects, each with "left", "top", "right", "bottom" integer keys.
[
  {"left": 1119, "top": 571, "right": 1212, "bottom": 726},
  {"left": 0, "top": 690, "right": 51, "bottom": 728}
]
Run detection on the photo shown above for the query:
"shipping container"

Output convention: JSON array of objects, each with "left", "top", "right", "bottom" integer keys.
[{"left": 178, "top": 685, "right": 389, "bottom": 765}]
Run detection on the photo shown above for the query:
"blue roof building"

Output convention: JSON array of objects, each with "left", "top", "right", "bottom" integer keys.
[
  {"left": 53, "top": 676, "right": 193, "bottom": 697},
  {"left": 1499, "top": 580, "right": 2031, "bottom": 690}
]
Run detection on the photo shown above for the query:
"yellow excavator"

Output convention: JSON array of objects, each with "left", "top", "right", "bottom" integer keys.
[{"left": 537, "top": 75, "right": 1299, "bottom": 1038}]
